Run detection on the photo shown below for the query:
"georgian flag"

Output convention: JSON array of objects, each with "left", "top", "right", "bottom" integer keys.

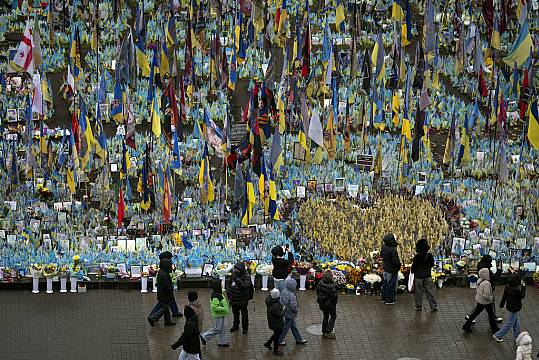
[
  {"left": 12, "top": 21, "right": 34, "bottom": 75},
  {"left": 32, "top": 71, "right": 43, "bottom": 115}
]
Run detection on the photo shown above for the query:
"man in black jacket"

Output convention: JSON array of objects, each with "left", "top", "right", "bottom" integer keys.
[
  {"left": 272, "top": 245, "right": 294, "bottom": 292},
  {"left": 411, "top": 239, "right": 438, "bottom": 311},
  {"left": 148, "top": 258, "right": 176, "bottom": 326},
  {"left": 171, "top": 306, "right": 201, "bottom": 359},
  {"left": 380, "top": 233, "right": 401, "bottom": 305},
  {"left": 148, "top": 251, "right": 182, "bottom": 318},
  {"left": 228, "top": 262, "right": 254, "bottom": 334}
]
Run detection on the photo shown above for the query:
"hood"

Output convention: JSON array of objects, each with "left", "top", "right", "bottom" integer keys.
[
  {"left": 159, "top": 251, "right": 173, "bottom": 260},
  {"left": 415, "top": 239, "right": 430, "bottom": 253},
  {"left": 234, "top": 261, "right": 246, "bottom": 274},
  {"left": 285, "top": 277, "right": 297, "bottom": 292},
  {"left": 271, "top": 245, "right": 285, "bottom": 257},
  {"left": 187, "top": 291, "right": 198, "bottom": 302},
  {"left": 478, "top": 255, "right": 492, "bottom": 268},
  {"left": 184, "top": 305, "right": 196, "bottom": 320},
  {"left": 323, "top": 270, "right": 334, "bottom": 284},
  {"left": 507, "top": 273, "right": 521, "bottom": 287},
  {"left": 265, "top": 295, "right": 281, "bottom": 307},
  {"left": 478, "top": 268, "right": 490, "bottom": 281},
  {"left": 210, "top": 278, "right": 222, "bottom": 293},
  {"left": 159, "top": 258, "right": 173, "bottom": 273},
  {"left": 383, "top": 233, "right": 397, "bottom": 247},
  {"left": 516, "top": 331, "right": 532, "bottom": 346}
]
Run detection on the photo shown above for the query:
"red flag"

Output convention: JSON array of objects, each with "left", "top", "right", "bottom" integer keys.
[
  {"left": 117, "top": 187, "right": 125, "bottom": 228},
  {"left": 478, "top": 69, "right": 488, "bottom": 98},
  {"left": 163, "top": 174, "right": 172, "bottom": 224},
  {"left": 71, "top": 111, "right": 80, "bottom": 152},
  {"left": 519, "top": 69, "right": 529, "bottom": 120},
  {"left": 301, "top": 20, "right": 311, "bottom": 78}
]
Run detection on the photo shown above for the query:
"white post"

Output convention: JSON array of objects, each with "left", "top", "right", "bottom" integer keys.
[
  {"left": 299, "top": 275, "right": 307, "bottom": 291},
  {"left": 250, "top": 274, "right": 255, "bottom": 287},
  {"left": 152, "top": 276, "right": 157, "bottom": 292},
  {"left": 70, "top": 277, "right": 78, "bottom": 293},
  {"left": 141, "top": 276, "right": 148, "bottom": 293},
  {"left": 46, "top": 278, "right": 53, "bottom": 293},
  {"left": 261, "top": 275, "right": 269, "bottom": 291},
  {"left": 60, "top": 278, "right": 68, "bottom": 293},
  {"left": 32, "top": 277, "right": 40, "bottom": 294},
  {"left": 220, "top": 276, "right": 226, "bottom": 289}
]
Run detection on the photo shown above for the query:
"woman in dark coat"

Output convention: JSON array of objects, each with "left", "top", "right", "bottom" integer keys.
[
  {"left": 227, "top": 262, "right": 254, "bottom": 334},
  {"left": 271, "top": 245, "right": 294, "bottom": 292},
  {"left": 316, "top": 270, "right": 338, "bottom": 339},
  {"left": 147, "top": 258, "right": 176, "bottom": 326},
  {"left": 411, "top": 239, "right": 438, "bottom": 311}
]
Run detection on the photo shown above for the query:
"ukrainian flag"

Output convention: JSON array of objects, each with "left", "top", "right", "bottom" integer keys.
[
  {"left": 335, "top": 0, "right": 346, "bottom": 32},
  {"left": 298, "top": 120, "right": 308, "bottom": 151},
  {"left": 258, "top": 156, "right": 266, "bottom": 207},
  {"left": 228, "top": 43, "right": 237, "bottom": 91},
  {"left": 528, "top": 99, "right": 539, "bottom": 150},
  {"left": 268, "top": 168, "right": 280, "bottom": 221},
  {"left": 241, "top": 168, "right": 256, "bottom": 225},
  {"left": 277, "top": 0, "right": 288, "bottom": 34},
  {"left": 120, "top": 140, "right": 131, "bottom": 180},
  {"left": 402, "top": 0, "right": 412, "bottom": 46},
  {"left": 198, "top": 143, "right": 215, "bottom": 203},
  {"left": 392, "top": 0, "right": 405, "bottom": 21},
  {"left": 503, "top": 21, "right": 533, "bottom": 67},
  {"left": 110, "top": 82, "right": 124, "bottom": 123},
  {"left": 392, "top": 91, "right": 400, "bottom": 127},
  {"left": 140, "top": 152, "right": 151, "bottom": 211},
  {"left": 151, "top": 90, "right": 161, "bottom": 138}
]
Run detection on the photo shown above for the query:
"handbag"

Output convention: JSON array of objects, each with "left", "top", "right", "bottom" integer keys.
[{"left": 407, "top": 273, "right": 415, "bottom": 293}]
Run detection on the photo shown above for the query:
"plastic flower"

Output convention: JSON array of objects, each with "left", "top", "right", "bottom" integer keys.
[{"left": 363, "top": 273, "right": 382, "bottom": 284}]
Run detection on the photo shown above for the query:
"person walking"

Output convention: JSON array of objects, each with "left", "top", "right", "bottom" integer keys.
[
  {"left": 148, "top": 258, "right": 176, "bottom": 326},
  {"left": 411, "top": 239, "right": 438, "bottom": 312},
  {"left": 381, "top": 233, "right": 401, "bottom": 305},
  {"left": 272, "top": 245, "right": 294, "bottom": 292},
  {"left": 201, "top": 279, "right": 230, "bottom": 347},
  {"left": 316, "top": 270, "right": 338, "bottom": 339},
  {"left": 171, "top": 306, "right": 201, "bottom": 360},
  {"left": 264, "top": 288, "right": 285, "bottom": 356},
  {"left": 279, "top": 277, "right": 307, "bottom": 346},
  {"left": 466, "top": 254, "right": 502, "bottom": 323},
  {"left": 148, "top": 251, "right": 182, "bottom": 319},
  {"left": 493, "top": 273, "right": 526, "bottom": 342},
  {"left": 186, "top": 291, "right": 204, "bottom": 334},
  {"left": 228, "top": 262, "right": 254, "bottom": 334},
  {"left": 462, "top": 268, "right": 500, "bottom": 334}
]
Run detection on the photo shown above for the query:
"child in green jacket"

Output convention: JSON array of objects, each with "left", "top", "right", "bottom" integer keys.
[{"left": 200, "top": 279, "right": 230, "bottom": 347}]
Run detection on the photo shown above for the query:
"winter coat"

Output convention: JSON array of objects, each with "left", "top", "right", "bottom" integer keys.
[
  {"left": 475, "top": 268, "right": 493, "bottom": 305},
  {"left": 477, "top": 255, "right": 502, "bottom": 289},
  {"left": 411, "top": 253, "right": 434, "bottom": 279},
  {"left": 265, "top": 295, "right": 284, "bottom": 331},
  {"left": 227, "top": 262, "right": 254, "bottom": 307},
  {"left": 381, "top": 235, "right": 401, "bottom": 274},
  {"left": 208, "top": 278, "right": 229, "bottom": 317},
  {"left": 187, "top": 300, "right": 204, "bottom": 331},
  {"left": 515, "top": 332, "right": 533, "bottom": 360},
  {"left": 316, "top": 275, "right": 338, "bottom": 311},
  {"left": 500, "top": 275, "right": 526, "bottom": 313},
  {"left": 280, "top": 278, "right": 299, "bottom": 319},
  {"left": 272, "top": 252, "right": 294, "bottom": 280},
  {"left": 171, "top": 306, "right": 200, "bottom": 355},
  {"left": 157, "top": 259, "right": 174, "bottom": 304}
]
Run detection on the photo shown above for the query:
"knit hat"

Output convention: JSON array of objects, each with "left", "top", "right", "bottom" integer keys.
[
  {"left": 188, "top": 291, "right": 198, "bottom": 302},
  {"left": 270, "top": 288, "right": 280, "bottom": 299}
]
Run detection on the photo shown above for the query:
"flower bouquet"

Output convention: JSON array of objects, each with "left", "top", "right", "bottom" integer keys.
[
  {"left": 256, "top": 264, "right": 273, "bottom": 291},
  {"left": 532, "top": 272, "right": 539, "bottom": 288},
  {"left": 294, "top": 262, "right": 312, "bottom": 275},
  {"left": 105, "top": 265, "right": 118, "bottom": 279},
  {"left": 345, "top": 283, "right": 355, "bottom": 294},
  {"left": 363, "top": 273, "right": 382, "bottom": 295},
  {"left": 43, "top": 264, "right": 57, "bottom": 294},
  {"left": 245, "top": 260, "right": 257, "bottom": 286},
  {"left": 59, "top": 265, "right": 69, "bottom": 293},
  {"left": 29, "top": 264, "right": 43, "bottom": 278},
  {"left": 331, "top": 270, "right": 346, "bottom": 290},
  {"left": 214, "top": 262, "right": 233, "bottom": 277},
  {"left": 345, "top": 267, "right": 363, "bottom": 287},
  {"left": 148, "top": 264, "right": 158, "bottom": 292},
  {"left": 467, "top": 274, "right": 478, "bottom": 289}
]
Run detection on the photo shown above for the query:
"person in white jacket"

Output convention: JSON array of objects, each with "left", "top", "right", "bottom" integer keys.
[
  {"left": 462, "top": 268, "right": 500, "bottom": 334},
  {"left": 515, "top": 331, "right": 533, "bottom": 360}
]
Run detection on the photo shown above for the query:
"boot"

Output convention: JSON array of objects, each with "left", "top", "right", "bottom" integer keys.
[{"left": 272, "top": 348, "right": 284, "bottom": 356}]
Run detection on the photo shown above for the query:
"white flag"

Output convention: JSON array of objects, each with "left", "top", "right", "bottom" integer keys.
[
  {"left": 12, "top": 21, "right": 34, "bottom": 75},
  {"left": 32, "top": 71, "right": 43, "bottom": 115},
  {"left": 308, "top": 108, "right": 324, "bottom": 147}
]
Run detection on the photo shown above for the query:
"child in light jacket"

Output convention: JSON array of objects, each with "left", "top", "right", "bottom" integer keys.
[{"left": 462, "top": 268, "right": 499, "bottom": 334}]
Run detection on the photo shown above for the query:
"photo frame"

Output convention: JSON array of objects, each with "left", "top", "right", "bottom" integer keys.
[
  {"left": 130, "top": 265, "right": 141, "bottom": 278},
  {"left": 417, "top": 172, "right": 427, "bottom": 185},
  {"left": 451, "top": 237, "right": 465, "bottom": 256},
  {"left": 293, "top": 142, "right": 306, "bottom": 161},
  {"left": 523, "top": 262, "right": 537, "bottom": 272},
  {"left": 347, "top": 184, "right": 359, "bottom": 198},
  {"left": 0, "top": 230, "right": 5, "bottom": 239},
  {"left": 296, "top": 186, "right": 306, "bottom": 199},
  {"left": 356, "top": 154, "right": 373, "bottom": 171},
  {"left": 7, "top": 108, "right": 18, "bottom": 123},
  {"left": 324, "top": 183, "right": 333, "bottom": 193},
  {"left": 335, "top": 178, "right": 345, "bottom": 192},
  {"left": 202, "top": 263, "right": 214, "bottom": 276},
  {"left": 226, "top": 238, "right": 237, "bottom": 251},
  {"left": 7, "top": 234, "right": 16, "bottom": 245},
  {"left": 515, "top": 238, "right": 527, "bottom": 249},
  {"left": 307, "top": 180, "right": 317, "bottom": 192},
  {"left": 18, "top": 108, "right": 27, "bottom": 123},
  {"left": 126, "top": 239, "right": 136, "bottom": 252},
  {"left": 110, "top": 163, "right": 118, "bottom": 173},
  {"left": 135, "top": 237, "right": 147, "bottom": 251}
]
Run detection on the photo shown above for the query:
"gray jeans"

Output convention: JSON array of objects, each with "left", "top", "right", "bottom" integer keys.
[
  {"left": 202, "top": 317, "right": 227, "bottom": 345},
  {"left": 414, "top": 277, "right": 438, "bottom": 310}
]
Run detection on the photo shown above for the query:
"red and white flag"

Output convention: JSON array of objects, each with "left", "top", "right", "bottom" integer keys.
[{"left": 12, "top": 21, "right": 34, "bottom": 75}]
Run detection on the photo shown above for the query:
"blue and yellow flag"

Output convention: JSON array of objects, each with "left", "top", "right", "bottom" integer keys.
[
  {"left": 392, "top": 0, "right": 405, "bottom": 21},
  {"left": 151, "top": 90, "right": 161, "bottom": 138},
  {"left": 503, "top": 21, "right": 532, "bottom": 67},
  {"left": 268, "top": 167, "right": 280, "bottom": 221},
  {"left": 241, "top": 166, "right": 256, "bottom": 225},
  {"left": 402, "top": 0, "right": 412, "bottom": 46},
  {"left": 335, "top": 0, "right": 346, "bottom": 32},
  {"left": 528, "top": 99, "right": 539, "bottom": 150},
  {"left": 140, "top": 147, "right": 151, "bottom": 211},
  {"left": 198, "top": 142, "right": 215, "bottom": 203},
  {"left": 70, "top": 26, "right": 82, "bottom": 83},
  {"left": 120, "top": 140, "right": 131, "bottom": 180},
  {"left": 110, "top": 81, "right": 124, "bottom": 123}
]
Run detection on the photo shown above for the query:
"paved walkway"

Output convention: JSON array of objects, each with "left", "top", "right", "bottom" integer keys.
[{"left": 1, "top": 286, "right": 537, "bottom": 360}]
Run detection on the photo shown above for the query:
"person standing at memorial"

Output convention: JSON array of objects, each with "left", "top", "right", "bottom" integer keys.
[
  {"left": 380, "top": 233, "right": 401, "bottom": 305},
  {"left": 316, "top": 270, "right": 338, "bottom": 339},
  {"left": 228, "top": 262, "right": 254, "bottom": 334},
  {"left": 411, "top": 239, "right": 438, "bottom": 312},
  {"left": 148, "top": 258, "right": 176, "bottom": 326},
  {"left": 272, "top": 245, "right": 294, "bottom": 292},
  {"left": 200, "top": 279, "right": 230, "bottom": 347}
]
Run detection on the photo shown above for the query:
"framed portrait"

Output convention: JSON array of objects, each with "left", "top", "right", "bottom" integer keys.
[
  {"left": 7, "top": 108, "right": 18, "bottom": 123},
  {"left": 226, "top": 238, "right": 237, "bottom": 251},
  {"left": 316, "top": 183, "right": 324, "bottom": 193},
  {"left": 523, "top": 262, "right": 537, "bottom": 272},
  {"left": 347, "top": 184, "right": 359, "bottom": 198},
  {"left": 515, "top": 205, "right": 524, "bottom": 219},
  {"left": 193, "top": 229, "right": 202, "bottom": 236},
  {"left": 7, "top": 234, "right": 16, "bottom": 245},
  {"left": 202, "top": 263, "right": 214, "bottom": 276},
  {"left": 324, "top": 183, "right": 333, "bottom": 193},
  {"left": 135, "top": 237, "right": 146, "bottom": 251},
  {"left": 296, "top": 186, "right": 306, "bottom": 199},
  {"left": 335, "top": 178, "right": 345, "bottom": 192},
  {"left": 0, "top": 230, "right": 5, "bottom": 239},
  {"left": 152, "top": 234, "right": 161, "bottom": 243},
  {"left": 126, "top": 239, "right": 136, "bottom": 252},
  {"left": 293, "top": 142, "right": 306, "bottom": 161},
  {"left": 380, "top": 177, "right": 391, "bottom": 190},
  {"left": 451, "top": 237, "right": 465, "bottom": 255},
  {"left": 418, "top": 172, "right": 427, "bottom": 185},
  {"left": 18, "top": 108, "right": 27, "bottom": 123},
  {"left": 130, "top": 265, "right": 141, "bottom": 278},
  {"left": 515, "top": 238, "right": 527, "bottom": 249},
  {"left": 307, "top": 180, "right": 317, "bottom": 192}
]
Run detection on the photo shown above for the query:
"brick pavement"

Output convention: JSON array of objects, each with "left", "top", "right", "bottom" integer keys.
[{"left": 0, "top": 285, "right": 538, "bottom": 360}]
